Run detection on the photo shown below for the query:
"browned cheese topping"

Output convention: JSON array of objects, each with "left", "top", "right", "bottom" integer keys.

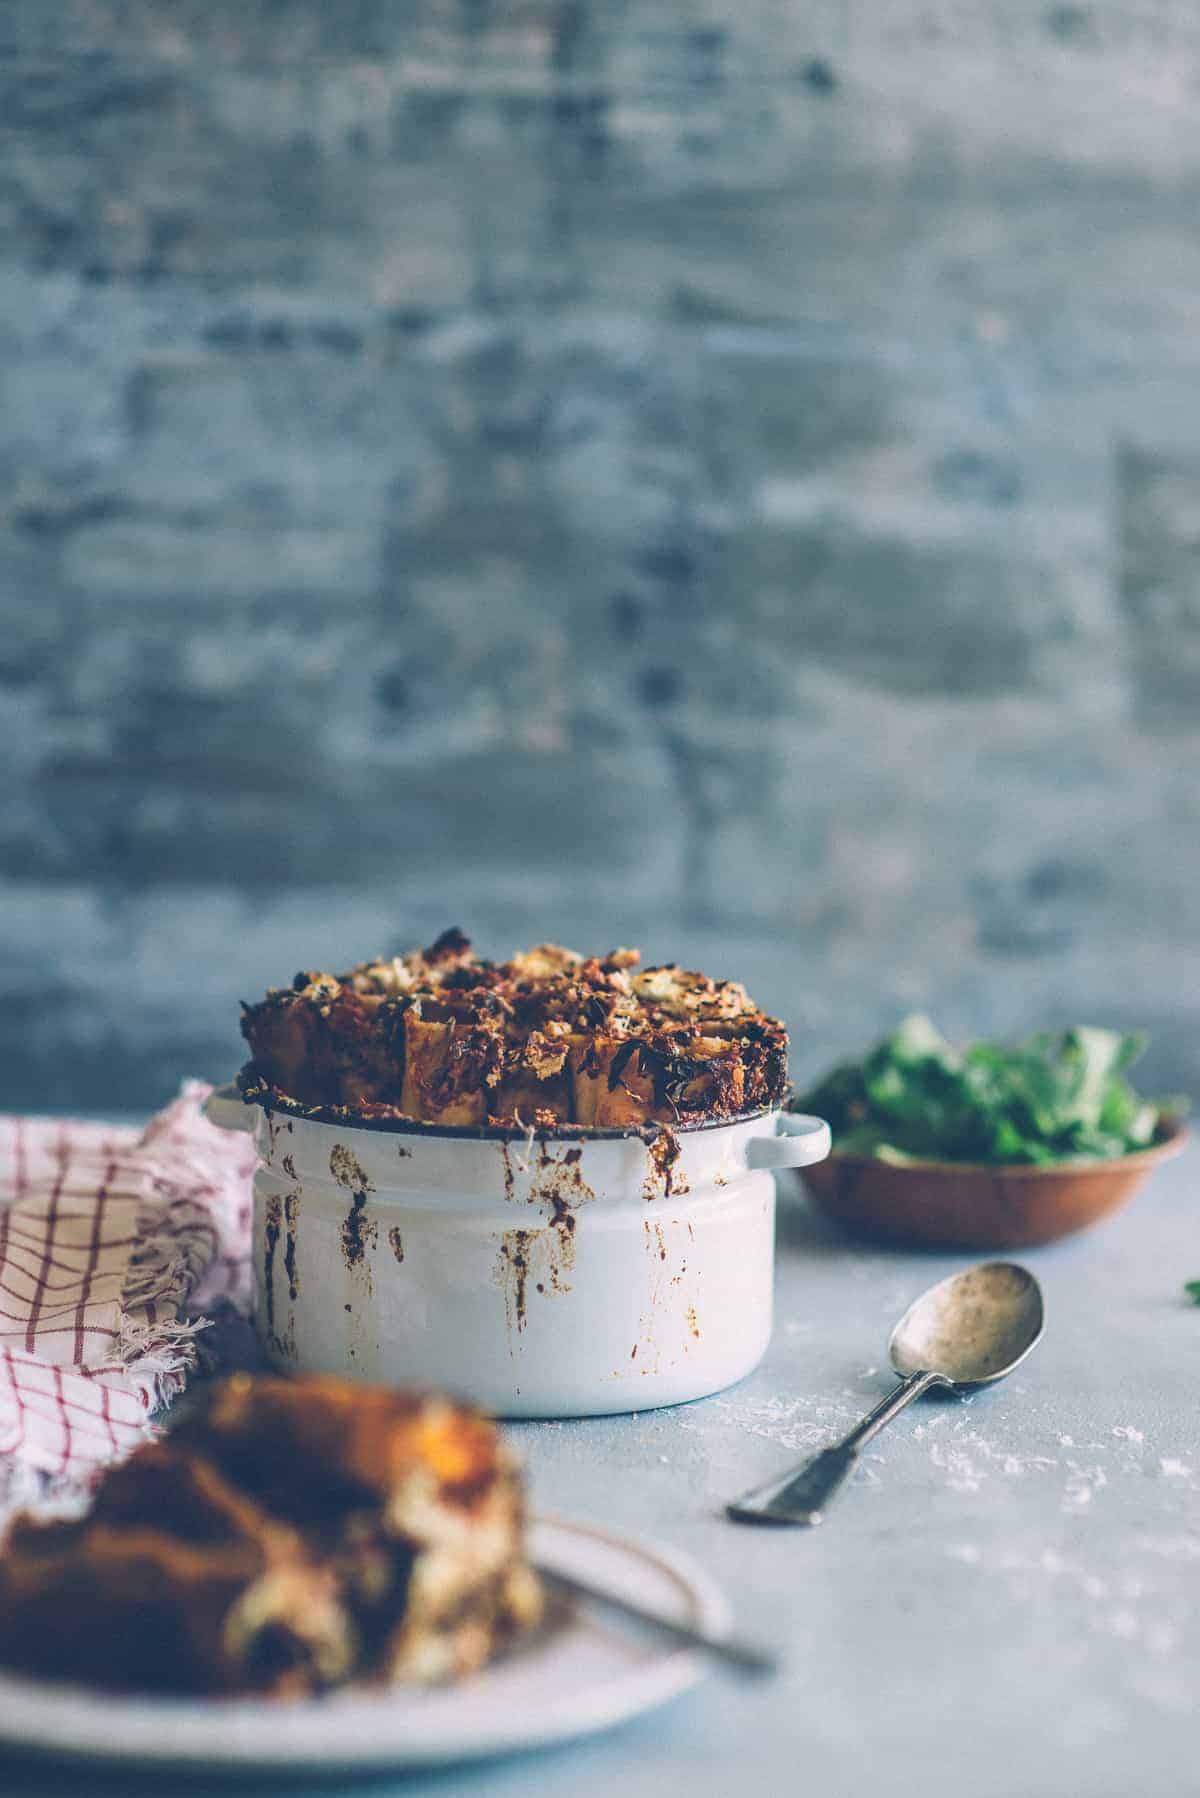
[{"left": 240, "top": 928, "right": 789, "bottom": 1129}]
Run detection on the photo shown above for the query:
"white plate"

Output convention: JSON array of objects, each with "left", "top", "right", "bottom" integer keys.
[{"left": 0, "top": 1514, "right": 727, "bottom": 1774}]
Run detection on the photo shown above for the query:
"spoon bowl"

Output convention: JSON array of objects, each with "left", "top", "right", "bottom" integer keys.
[{"left": 888, "top": 1261, "right": 1044, "bottom": 1387}]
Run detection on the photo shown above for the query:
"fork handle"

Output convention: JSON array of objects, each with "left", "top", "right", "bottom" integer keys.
[
  {"left": 534, "top": 1565, "right": 775, "bottom": 1676},
  {"left": 726, "top": 1370, "right": 948, "bottom": 1525}
]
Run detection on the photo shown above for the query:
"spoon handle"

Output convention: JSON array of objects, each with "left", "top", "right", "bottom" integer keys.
[{"left": 726, "top": 1370, "right": 948, "bottom": 1525}]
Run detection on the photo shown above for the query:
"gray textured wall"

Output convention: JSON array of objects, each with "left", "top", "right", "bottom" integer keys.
[{"left": 2, "top": 2, "right": 1199, "bottom": 1111}]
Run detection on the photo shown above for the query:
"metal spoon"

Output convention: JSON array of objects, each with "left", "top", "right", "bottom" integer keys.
[{"left": 726, "top": 1260, "right": 1044, "bottom": 1526}]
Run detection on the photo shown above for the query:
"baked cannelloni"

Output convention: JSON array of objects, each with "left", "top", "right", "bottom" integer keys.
[
  {"left": 240, "top": 930, "right": 788, "bottom": 1130},
  {"left": 0, "top": 1374, "right": 542, "bottom": 1697}
]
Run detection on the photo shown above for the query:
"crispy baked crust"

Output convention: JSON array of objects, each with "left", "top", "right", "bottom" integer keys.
[
  {"left": 241, "top": 932, "right": 788, "bottom": 1128},
  {"left": 0, "top": 1374, "right": 541, "bottom": 1698}
]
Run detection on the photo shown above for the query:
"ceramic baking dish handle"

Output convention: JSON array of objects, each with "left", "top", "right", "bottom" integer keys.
[
  {"left": 203, "top": 1082, "right": 257, "bottom": 1133},
  {"left": 746, "top": 1113, "right": 831, "bottom": 1170}
]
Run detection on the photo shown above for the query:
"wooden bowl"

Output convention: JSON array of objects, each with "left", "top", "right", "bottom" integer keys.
[{"left": 797, "top": 1118, "right": 1189, "bottom": 1250}]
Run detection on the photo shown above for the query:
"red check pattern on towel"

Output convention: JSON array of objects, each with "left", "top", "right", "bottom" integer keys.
[{"left": 0, "top": 1083, "right": 256, "bottom": 1478}]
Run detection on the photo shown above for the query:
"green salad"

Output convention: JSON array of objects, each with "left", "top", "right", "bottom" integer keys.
[{"left": 797, "top": 1016, "right": 1182, "bottom": 1166}]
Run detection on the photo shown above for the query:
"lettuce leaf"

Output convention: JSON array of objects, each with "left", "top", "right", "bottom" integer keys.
[{"left": 798, "top": 1018, "right": 1184, "bottom": 1166}]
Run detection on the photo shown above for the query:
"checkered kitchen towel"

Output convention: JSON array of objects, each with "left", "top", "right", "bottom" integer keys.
[{"left": 0, "top": 1082, "right": 256, "bottom": 1483}]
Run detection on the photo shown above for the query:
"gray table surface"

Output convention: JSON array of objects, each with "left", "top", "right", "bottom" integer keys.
[{"left": 3, "top": 1146, "right": 1198, "bottom": 1798}]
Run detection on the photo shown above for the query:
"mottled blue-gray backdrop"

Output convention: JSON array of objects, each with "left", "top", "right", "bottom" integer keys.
[{"left": 2, "top": 2, "right": 1199, "bottom": 1110}]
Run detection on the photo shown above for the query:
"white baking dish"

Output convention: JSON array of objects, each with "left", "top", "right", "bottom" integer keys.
[{"left": 205, "top": 1089, "right": 829, "bottom": 1418}]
